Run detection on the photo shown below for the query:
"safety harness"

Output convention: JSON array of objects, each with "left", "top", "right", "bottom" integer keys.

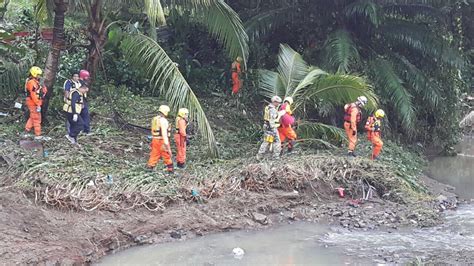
[
  {"left": 365, "top": 115, "right": 382, "bottom": 140},
  {"left": 344, "top": 103, "right": 362, "bottom": 123},
  {"left": 264, "top": 104, "right": 280, "bottom": 128},
  {"left": 25, "top": 78, "right": 45, "bottom": 100},
  {"left": 175, "top": 117, "right": 188, "bottom": 134},
  {"left": 152, "top": 116, "right": 171, "bottom": 139}
]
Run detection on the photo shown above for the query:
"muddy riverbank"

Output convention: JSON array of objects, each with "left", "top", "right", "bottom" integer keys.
[{"left": 0, "top": 165, "right": 457, "bottom": 264}]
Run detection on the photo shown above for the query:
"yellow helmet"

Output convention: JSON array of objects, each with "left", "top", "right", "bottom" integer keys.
[
  {"left": 29, "top": 66, "right": 43, "bottom": 78},
  {"left": 236, "top": 56, "right": 242, "bottom": 62},
  {"left": 178, "top": 108, "right": 189, "bottom": 117},
  {"left": 284, "top": 96, "right": 294, "bottom": 105},
  {"left": 375, "top": 109, "right": 385, "bottom": 118},
  {"left": 159, "top": 105, "right": 170, "bottom": 116}
]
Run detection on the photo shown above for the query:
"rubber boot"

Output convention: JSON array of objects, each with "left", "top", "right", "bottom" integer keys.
[{"left": 347, "top": 151, "right": 356, "bottom": 157}]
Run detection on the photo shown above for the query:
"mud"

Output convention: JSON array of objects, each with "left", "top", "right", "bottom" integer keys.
[{"left": 0, "top": 173, "right": 456, "bottom": 265}]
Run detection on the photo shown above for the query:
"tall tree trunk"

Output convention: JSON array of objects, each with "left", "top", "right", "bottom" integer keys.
[
  {"left": 85, "top": 0, "right": 107, "bottom": 82},
  {"left": 41, "top": 0, "right": 66, "bottom": 124}
]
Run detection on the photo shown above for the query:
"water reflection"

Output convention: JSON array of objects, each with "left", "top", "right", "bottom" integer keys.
[{"left": 426, "top": 135, "right": 474, "bottom": 199}]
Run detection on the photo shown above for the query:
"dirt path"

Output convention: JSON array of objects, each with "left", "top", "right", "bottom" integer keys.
[{"left": 0, "top": 173, "right": 455, "bottom": 264}]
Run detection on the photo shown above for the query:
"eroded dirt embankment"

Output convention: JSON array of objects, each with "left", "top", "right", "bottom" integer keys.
[{"left": 0, "top": 155, "right": 456, "bottom": 264}]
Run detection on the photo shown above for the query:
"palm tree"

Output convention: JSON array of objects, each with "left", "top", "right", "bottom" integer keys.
[
  {"left": 245, "top": 0, "right": 466, "bottom": 137},
  {"left": 28, "top": 0, "right": 249, "bottom": 156},
  {"left": 71, "top": 0, "right": 249, "bottom": 79},
  {"left": 41, "top": 0, "right": 67, "bottom": 123},
  {"left": 259, "top": 44, "right": 377, "bottom": 143}
]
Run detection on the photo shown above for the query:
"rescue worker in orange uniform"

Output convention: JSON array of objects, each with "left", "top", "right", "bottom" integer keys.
[
  {"left": 231, "top": 56, "right": 243, "bottom": 95},
  {"left": 174, "top": 108, "right": 189, "bottom": 169},
  {"left": 343, "top": 96, "right": 368, "bottom": 157},
  {"left": 147, "top": 105, "right": 174, "bottom": 173},
  {"left": 278, "top": 96, "right": 297, "bottom": 153},
  {"left": 365, "top": 109, "right": 385, "bottom": 160},
  {"left": 24, "top": 66, "right": 48, "bottom": 140}
]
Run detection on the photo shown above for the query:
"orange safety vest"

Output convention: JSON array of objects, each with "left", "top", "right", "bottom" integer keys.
[
  {"left": 25, "top": 78, "right": 47, "bottom": 106},
  {"left": 344, "top": 103, "right": 361, "bottom": 123},
  {"left": 151, "top": 116, "right": 171, "bottom": 138},
  {"left": 175, "top": 117, "right": 188, "bottom": 135},
  {"left": 365, "top": 115, "right": 382, "bottom": 139}
]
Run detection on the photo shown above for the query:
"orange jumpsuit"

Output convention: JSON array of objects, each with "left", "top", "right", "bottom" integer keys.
[
  {"left": 147, "top": 115, "right": 173, "bottom": 172},
  {"left": 365, "top": 115, "right": 383, "bottom": 159},
  {"left": 343, "top": 103, "right": 361, "bottom": 152},
  {"left": 174, "top": 117, "right": 188, "bottom": 167},
  {"left": 25, "top": 78, "right": 48, "bottom": 136},
  {"left": 278, "top": 102, "right": 297, "bottom": 151},
  {"left": 231, "top": 61, "right": 242, "bottom": 94}
]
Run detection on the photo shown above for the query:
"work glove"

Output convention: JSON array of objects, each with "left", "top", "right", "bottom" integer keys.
[
  {"left": 73, "top": 114, "right": 78, "bottom": 122},
  {"left": 36, "top": 106, "right": 41, "bottom": 113},
  {"left": 352, "top": 130, "right": 356, "bottom": 136}
]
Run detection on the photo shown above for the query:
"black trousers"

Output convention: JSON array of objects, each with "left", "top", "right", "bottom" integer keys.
[{"left": 66, "top": 113, "right": 85, "bottom": 140}]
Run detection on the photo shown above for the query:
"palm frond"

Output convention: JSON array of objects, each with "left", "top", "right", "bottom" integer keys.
[
  {"left": 292, "top": 67, "right": 328, "bottom": 97},
  {"left": 0, "top": 61, "right": 23, "bottom": 100},
  {"left": 297, "top": 121, "right": 347, "bottom": 145},
  {"left": 380, "top": 21, "right": 466, "bottom": 68},
  {"left": 369, "top": 58, "right": 415, "bottom": 132},
  {"left": 323, "top": 30, "right": 360, "bottom": 74},
  {"left": 344, "top": 0, "right": 381, "bottom": 27},
  {"left": 145, "top": 0, "right": 167, "bottom": 27},
  {"left": 33, "top": 0, "right": 54, "bottom": 24},
  {"left": 390, "top": 53, "right": 441, "bottom": 108},
  {"left": 303, "top": 74, "right": 377, "bottom": 111},
  {"left": 277, "top": 43, "right": 310, "bottom": 97},
  {"left": 383, "top": 3, "right": 447, "bottom": 24},
  {"left": 244, "top": 6, "right": 294, "bottom": 42},
  {"left": 195, "top": 0, "right": 249, "bottom": 68},
  {"left": 258, "top": 69, "right": 286, "bottom": 99},
  {"left": 121, "top": 34, "right": 218, "bottom": 157}
]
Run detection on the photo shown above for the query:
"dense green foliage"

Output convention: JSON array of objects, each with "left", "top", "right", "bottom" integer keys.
[{"left": 0, "top": 0, "right": 472, "bottom": 153}]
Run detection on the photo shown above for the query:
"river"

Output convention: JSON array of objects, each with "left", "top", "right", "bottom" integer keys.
[{"left": 99, "top": 137, "right": 474, "bottom": 265}]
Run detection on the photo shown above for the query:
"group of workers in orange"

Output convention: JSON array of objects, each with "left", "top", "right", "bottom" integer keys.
[
  {"left": 23, "top": 66, "right": 190, "bottom": 173},
  {"left": 23, "top": 58, "right": 384, "bottom": 174},
  {"left": 146, "top": 105, "right": 190, "bottom": 173},
  {"left": 257, "top": 95, "right": 385, "bottom": 160},
  {"left": 343, "top": 96, "right": 385, "bottom": 160},
  {"left": 22, "top": 66, "right": 91, "bottom": 143}
]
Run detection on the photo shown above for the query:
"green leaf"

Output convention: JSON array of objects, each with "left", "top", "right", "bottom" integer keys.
[
  {"left": 121, "top": 33, "right": 218, "bottom": 157},
  {"left": 390, "top": 53, "right": 441, "bottom": 108},
  {"left": 297, "top": 122, "right": 347, "bottom": 144},
  {"left": 344, "top": 0, "right": 380, "bottom": 27},
  {"left": 194, "top": 0, "right": 249, "bottom": 68},
  {"left": 380, "top": 21, "right": 466, "bottom": 68},
  {"left": 244, "top": 6, "right": 294, "bottom": 42},
  {"left": 304, "top": 74, "right": 377, "bottom": 111},
  {"left": 323, "top": 30, "right": 360, "bottom": 74},
  {"left": 369, "top": 58, "right": 415, "bottom": 132},
  {"left": 277, "top": 44, "right": 310, "bottom": 97}
]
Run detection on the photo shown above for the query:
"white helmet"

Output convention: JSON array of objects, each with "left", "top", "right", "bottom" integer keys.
[
  {"left": 357, "top": 96, "right": 368, "bottom": 106},
  {"left": 271, "top": 96, "right": 282, "bottom": 103},
  {"left": 158, "top": 105, "right": 170, "bottom": 116},
  {"left": 283, "top": 96, "right": 294, "bottom": 105}
]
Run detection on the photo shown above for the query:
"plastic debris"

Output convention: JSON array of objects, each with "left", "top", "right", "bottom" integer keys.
[
  {"left": 232, "top": 247, "right": 245, "bottom": 259},
  {"left": 336, "top": 187, "right": 345, "bottom": 198}
]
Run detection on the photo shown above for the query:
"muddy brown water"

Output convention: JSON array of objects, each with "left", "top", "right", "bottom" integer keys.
[{"left": 99, "top": 137, "right": 474, "bottom": 265}]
